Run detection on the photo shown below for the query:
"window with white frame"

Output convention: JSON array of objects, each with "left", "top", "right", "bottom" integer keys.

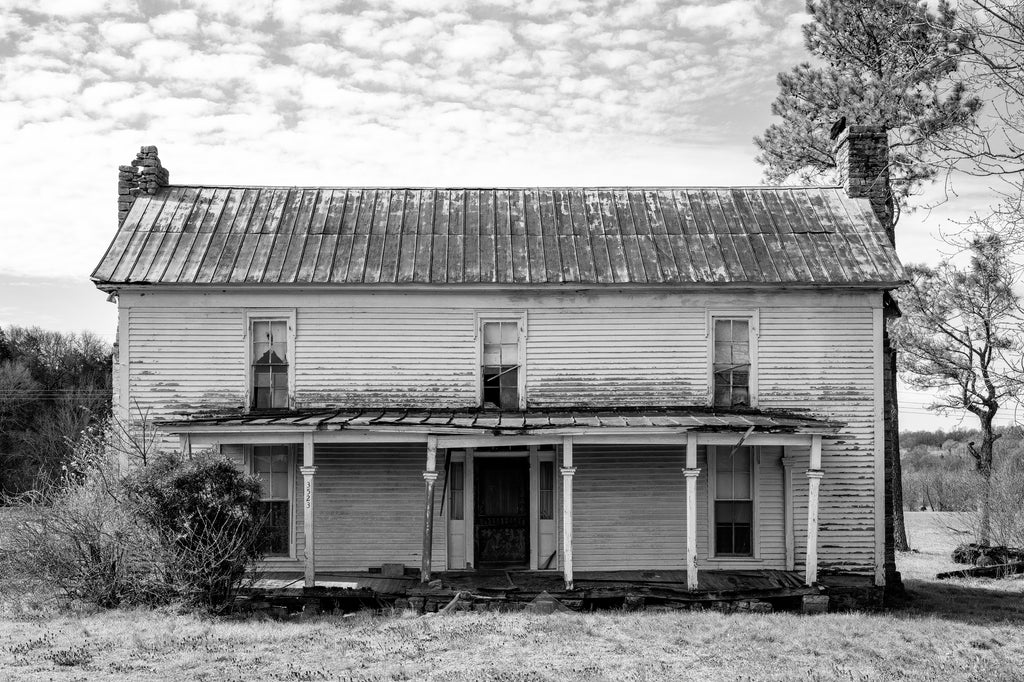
[
  {"left": 251, "top": 318, "right": 290, "bottom": 410},
  {"left": 480, "top": 317, "right": 523, "bottom": 409},
  {"left": 714, "top": 446, "right": 754, "bottom": 557},
  {"left": 712, "top": 317, "right": 752, "bottom": 408},
  {"left": 252, "top": 445, "right": 292, "bottom": 557}
]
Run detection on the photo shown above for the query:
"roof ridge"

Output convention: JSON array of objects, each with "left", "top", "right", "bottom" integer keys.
[{"left": 154, "top": 184, "right": 847, "bottom": 191}]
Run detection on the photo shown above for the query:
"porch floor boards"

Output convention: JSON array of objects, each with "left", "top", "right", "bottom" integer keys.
[{"left": 251, "top": 568, "right": 817, "bottom": 603}]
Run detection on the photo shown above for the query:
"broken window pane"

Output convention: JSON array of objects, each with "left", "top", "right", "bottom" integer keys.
[
  {"left": 481, "top": 319, "right": 520, "bottom": 409},
  {"left": 712, "top": 318, "right": 751, "bottom": 407},
  {"left": 252, "top": 319, "right": 289, "bottom": 409}
]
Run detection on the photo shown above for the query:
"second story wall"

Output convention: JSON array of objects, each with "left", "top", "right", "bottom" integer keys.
[{"left": 116, "top": 287, "right": 881, "bottom": 422}]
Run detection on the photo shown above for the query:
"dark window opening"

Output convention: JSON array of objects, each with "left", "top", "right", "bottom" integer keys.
[
  {"left": 713, "top": 318, "right": 750, "bottom": 407},
  {"left": 482, "top": 321, "right": 520, "bottom": 409},
  {"left": 715, "top": 501, "right": 753, "bottom": 555},
  {"left": 714, "top": 447, "right": 754, "bottom": 557},
  {"left": 254, "top": 446, "right": 291, "bottom": 557}
]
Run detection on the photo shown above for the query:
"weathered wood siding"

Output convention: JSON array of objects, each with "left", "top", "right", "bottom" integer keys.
[
  {"left": 571, "top": 445, "right": 787, "bottom": 571},
  {"left": 308, "top": 443, "right": 445, "bottom": 572},
  {"left": 120, "top": 288, "right": 881, "bottom": 574},
  {"left": 572, "top": 445, "right": 685, "bottom": 570},
  {"left": 758, "top": 308, "right": 877, "bottom": 575}
]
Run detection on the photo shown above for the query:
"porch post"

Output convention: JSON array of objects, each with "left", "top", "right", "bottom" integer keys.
[
  {"left": 781, "top": 455, "right": 795, "bottom": 571},
  {"left": 179, "top": 433, "right": 192, "bottom": 458},
  {"left": 421, "top": 436, "right": 438, "bottom": 583},
  {"left": 561, "top": 436, "right": 576, "bottom": 591},
  {"left": 301, "top": 432, "right": 317, "bottom": 588},
  {"left": 805, "top": 435, "right": 824, "bottom": 586},
  {"left": 684, "top": 431, "right": 699, "bottom": 590}
]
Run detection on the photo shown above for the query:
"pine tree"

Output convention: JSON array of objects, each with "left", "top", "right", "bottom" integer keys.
[{"left": 755, "top": 0, "right": 981, "bottom": 216}]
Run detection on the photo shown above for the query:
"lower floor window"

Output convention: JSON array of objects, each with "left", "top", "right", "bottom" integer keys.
[
  {"left": 253, "top": 445, "right": 292, "bottom": 557},
  {"left": 715, "top": 500, "right": 753, "bottom": 555},
  {"left": 714, "top": 446, "right": 754, "bottom": 557}
]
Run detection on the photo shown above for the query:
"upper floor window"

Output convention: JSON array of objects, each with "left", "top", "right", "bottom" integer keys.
[
  {"left": 712, "top": 317, "right": 752, "bottom": 408},
  {"left": 479, "top": 315, "right": 525, "bottom": 410},
  {"left": 249, "top": 315, "right": 293, "bottom": 410}
]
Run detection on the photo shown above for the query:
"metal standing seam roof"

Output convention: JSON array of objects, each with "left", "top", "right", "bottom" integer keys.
[
  {"left": 92, "top": 186, "right": 905, "bottom": 287},
  {"left": 157, "top": 408, "right": 842, "bottom": 435}
]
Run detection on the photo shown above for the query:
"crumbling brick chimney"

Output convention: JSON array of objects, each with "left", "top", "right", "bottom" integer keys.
[
  {"left": 118, "top": 145, "right": 169, "bottom": 225},
  {"left": 831, "top": 123, "right": 893, "bottom": 245}
]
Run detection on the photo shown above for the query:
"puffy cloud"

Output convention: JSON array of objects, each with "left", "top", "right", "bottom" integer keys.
[
  {"left": 2, "top": 70, "right": 82, "bottom": 99},
  {"left": 98, "top": 21, "right": 153, "bottom": 47},
  {"left": 675, "top": 1, "right": 772, "bottom": 39},
  {"left": 442, "top": 22, "right": 516, "bottom": 61},
  {"left": 150, "top": 10, "right": 200, "bottom": 37}
]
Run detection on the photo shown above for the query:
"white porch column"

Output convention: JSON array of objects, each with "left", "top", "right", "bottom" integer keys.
[
  {"left": 301, "top": 432, "right": 316, "bottom": 588},
  {"left": 805, "top": 435, "right": 824, "bottom": 586},
  {"left": 684, "top": 431, "right": 699, "bottom": 590},
  {"left": 781, "top": 455, "right": 795, "bottom": 571},
  {"left": 421, "top": 436, "right": 438, "bottom": 583},
  {"left": 561, "top": 436, "right": 576, "bottom": 591}
]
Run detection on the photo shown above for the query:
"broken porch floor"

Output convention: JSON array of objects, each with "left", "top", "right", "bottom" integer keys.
[{"left": 242, "top": 569, "right": 878, "bottom": 612}]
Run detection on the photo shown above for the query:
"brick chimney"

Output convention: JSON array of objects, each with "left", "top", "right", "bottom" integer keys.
[
  {"left": 118, "top": 145, "right": 169, "bottom": 225},
  {"left": 831, "top": 123, "right": 893, "bottom": 244}
]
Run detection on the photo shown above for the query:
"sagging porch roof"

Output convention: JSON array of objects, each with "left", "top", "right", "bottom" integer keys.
[{"left": 158, "top": 407, "right": 842, "bottom": 436}]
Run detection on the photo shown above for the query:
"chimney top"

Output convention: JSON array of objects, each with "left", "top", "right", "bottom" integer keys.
[
  {"left": 832, "top": 124, "right": 893, "bottom": 241},
  {"left": 117, "top": 145, "right": 169, "bottom": 225}
]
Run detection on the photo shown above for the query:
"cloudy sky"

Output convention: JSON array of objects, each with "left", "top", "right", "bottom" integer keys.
[{"left": 0, "top": 0, "right": 1004, "bottom": 429}]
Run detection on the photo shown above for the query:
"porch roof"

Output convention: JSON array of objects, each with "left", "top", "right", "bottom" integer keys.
[{"left": 158, "top": 407, "right": 841, "bottom": 436}]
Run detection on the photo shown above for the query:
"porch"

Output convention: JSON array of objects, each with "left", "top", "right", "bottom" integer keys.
[{"left": 164, "top": 407, "right": 861, "bottom": 596}]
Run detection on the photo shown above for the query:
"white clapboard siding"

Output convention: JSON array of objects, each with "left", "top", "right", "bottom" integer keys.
[
  {"left": 127, "top": 308, "right": 246, "bottom": 443},
  {"left": 572, "top": 445, "right": 687, "bottom": 571},
  {"left": 527, "top": 308, "right": 707, "bottom": 406},
  {"left": 758, "top": 307, "right": 877, "bottom": 575},
  {"left": 294, "top": 309, "right": 476, "bottom": 406},
  {"left": 309, "top": 443, "right": 446, "bottom": 572}
]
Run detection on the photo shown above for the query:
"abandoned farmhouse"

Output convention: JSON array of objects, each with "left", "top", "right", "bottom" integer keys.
[{"left": 92, "top": 125, "right": 904, "bottom": 609}]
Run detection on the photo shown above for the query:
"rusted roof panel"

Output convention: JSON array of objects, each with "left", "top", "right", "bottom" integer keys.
[
  {"left": 158, "top": 407, "right": 841, "bottom": 435},
  {"left": 93, "top": 186, "right": 905, "bottom": 287}
]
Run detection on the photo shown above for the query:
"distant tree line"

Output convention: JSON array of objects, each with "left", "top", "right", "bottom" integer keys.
[
  {"left": 0, "top": 325, "right": 112, "bottom": 496},
  {"left": 902, "top": 427, "right": 1024, "bottom": 547}
]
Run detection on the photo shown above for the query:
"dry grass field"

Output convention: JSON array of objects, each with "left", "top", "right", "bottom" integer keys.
[{"left": 1, "top": 511, "right": 1023, "bottom": 681}]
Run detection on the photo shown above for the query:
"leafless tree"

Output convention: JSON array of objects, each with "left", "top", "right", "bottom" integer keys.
[{"left": 894, "top": 232, "right": 1024, "bottom": 544}]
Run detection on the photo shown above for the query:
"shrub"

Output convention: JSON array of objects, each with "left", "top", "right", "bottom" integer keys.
[
  {"left": 1, "top": 431, "right": 168, "bottom": 608},
  {"left": 2, "top": 426, "right": 266, "bottom": 612},
  {"left": 127, "top": 450, "right": 265, "bottom": 610}
]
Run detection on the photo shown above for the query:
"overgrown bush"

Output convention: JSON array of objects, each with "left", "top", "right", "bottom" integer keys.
[
  {"left": 127, "top": 450, "right": 265, "bottom": 609},
  {"left": 1, "top": 431, "right": 167, "bottom": 607},
  {"left": 2, "top": 426, "right": 266, "bottom": 611}
]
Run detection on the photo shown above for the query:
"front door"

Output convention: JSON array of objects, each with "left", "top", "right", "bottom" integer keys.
[{"left": 474, "top": 457, "right": 530, "bottom": 568}]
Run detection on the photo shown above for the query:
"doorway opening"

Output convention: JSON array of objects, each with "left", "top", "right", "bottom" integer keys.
[{"left": 473, "top": 457, "right": 530, "bottom": 568}]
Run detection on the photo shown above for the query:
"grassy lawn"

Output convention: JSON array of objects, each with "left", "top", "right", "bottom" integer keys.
[{"left": 2, "top": 512, "right": 1023, "bottom": 681}]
